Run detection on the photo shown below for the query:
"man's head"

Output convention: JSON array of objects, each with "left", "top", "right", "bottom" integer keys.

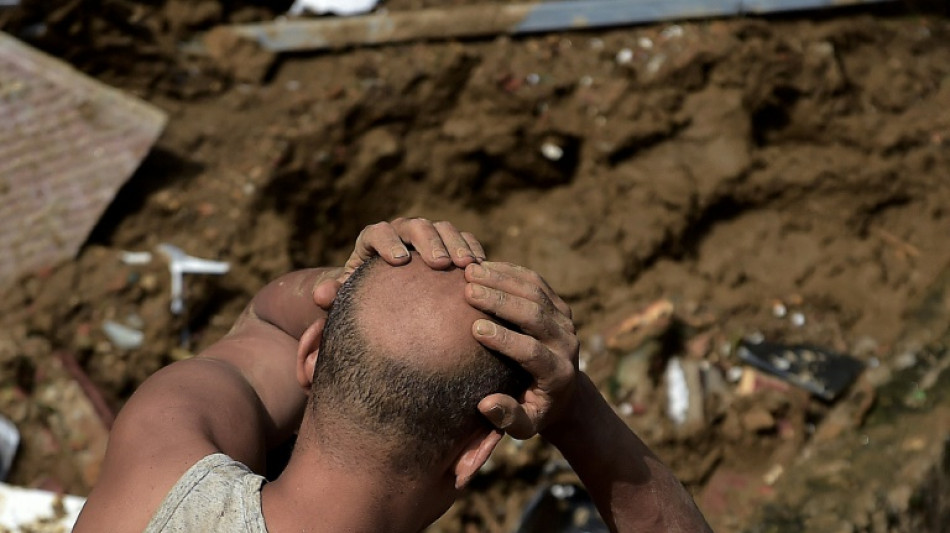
[{"left": 302, "top": 254, "right": 529, "bottom": 479}]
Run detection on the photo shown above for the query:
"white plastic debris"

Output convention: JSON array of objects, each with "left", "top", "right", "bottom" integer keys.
[
  {"left": 157, "top": 244, "right": 231, "bottom": 315},
  {"left": 615, "top": 47, "right": 634, "bottom": 64},
  {"left": 726, "top": 366, "right": 744, "bottom": 383},
  {"left": 120, "top": 250, "right": 153, "bottom": 265},
  {"left": 0, "top": 415, "right": 18, "bottom": 482},
  {"left": 661, "top": 24, "right": 684, "bottom": 39},
  {"left": 0, "top": 483, "right": 85, "bottom": 530},
  {"left": 550, "top": 484, "right": 576, "bottom": 499},
  {"left": 665, "top": 357, "right": 689, "bottom": 426},
  {"left": 288, "top": 0, "right": 380, "bottom": 16},
  {"left": 617, "top": 402, "right": 634, "bottom": 416},
  {"left": 645, "top": 53, "right": 666, "bottom": 76},
  {"left": 525, "top": 73, "right": 541, "bottom": 85},
  {"left": 102, "top": 320, "right": 145, "bottom": 350},
  {"left": 540, "top": 142, "right": 564, "bottom": 161},
  {"left": 790, "top": 312, "right": 806, "bottom": 327},
  {"left": 771, "top": 301, "right": 787, "bottom": 318}
]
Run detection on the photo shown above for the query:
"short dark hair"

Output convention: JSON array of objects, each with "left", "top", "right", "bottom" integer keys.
[{"left": 309, "top": 257, "right": 530, "bottom": 474}]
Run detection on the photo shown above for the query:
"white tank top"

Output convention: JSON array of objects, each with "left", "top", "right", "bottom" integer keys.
[{"left": 145, "top": 453, "right": 267, "bottom": 532}]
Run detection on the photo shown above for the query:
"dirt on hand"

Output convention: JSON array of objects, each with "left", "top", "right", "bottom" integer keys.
[{"left": 1, "top": 2, "right": 949, "bottom": 531}]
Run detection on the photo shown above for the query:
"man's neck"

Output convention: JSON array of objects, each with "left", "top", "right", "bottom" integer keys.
[{"left": 261, "top": 439, "right": 446, "bottom": 533}]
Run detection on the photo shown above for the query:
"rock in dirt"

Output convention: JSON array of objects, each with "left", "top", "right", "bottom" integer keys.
[{"left": 204, "top": 26, "right": 276, "bottom": 83}]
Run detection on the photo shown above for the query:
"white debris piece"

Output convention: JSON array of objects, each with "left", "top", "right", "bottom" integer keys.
[
  {"left": 120, "top": 250, "right": 153, "bottom": 265},
  {"left": 0, "top": 483, "right": 85, "bottom": 531},
  {"left": 102, "top": 320, "right": 145, "bottom": 350},
  {"left": 540, "top": 142, "right": 564, "bottom": 161},
  {"left": 665, "top": 357, "right": 689, "bottom": 426},
  {"left": 617, "top": 402, "right": 634, "bottom": 417},
  {"left": 288, "top": 0, "right": 380, "bottom": 16},
  {"left": 661, "top": 24, "right": 684, "bottom": 39},
  {"left": 771, "top": 301, "right": 787, "bottom": 318},
  {"left": 790, "top": 312, "right": 806, "bottom": 327},
  {"left": 726, "top": 366, "right": 744, "bottom": 383},
  {"left": 0, "top": 415, "right": 17, "bottom": 482},
  {"left": 615, "top": 48, "right": 634, "bottom": 64},
  {"left": 157, "top": 244, "right": 231, "bottom": 315}
]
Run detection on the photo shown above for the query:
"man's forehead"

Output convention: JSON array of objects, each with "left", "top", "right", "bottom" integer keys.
[{"left": 355, "top": 254, "right": 487, "bottom": 368}]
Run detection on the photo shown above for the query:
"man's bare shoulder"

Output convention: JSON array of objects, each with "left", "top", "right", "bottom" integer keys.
[{"left": 73, "top": 358, "right": 268, "bottom": 532}]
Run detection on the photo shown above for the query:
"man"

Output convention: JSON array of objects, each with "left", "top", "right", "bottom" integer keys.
[{"left": 75, "top": 218, "right": 711, "bottom": 532}]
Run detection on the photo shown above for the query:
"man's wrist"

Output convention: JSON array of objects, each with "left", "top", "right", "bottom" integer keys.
[{"left": 539, "top": 372, "right": 599, "bottom": 448}]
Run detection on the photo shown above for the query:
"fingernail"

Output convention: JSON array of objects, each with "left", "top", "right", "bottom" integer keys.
[
  {"left": 391, "top": 246, "right": 409, "bottom": 259},
  {"left": 433, "top": 248, "right": 449, "bottom": 260},
  {"left": 470, "top": 284, "right": 488, "bottom": 299},
  {"left": 474, "top": 319, "right": 496, "bottom": 336},
  {"left": 456, "top": 247, "right": 475, "bottom": 259},
  {"left": 469, "top": 264, "right": 487, "bottom": 278}
]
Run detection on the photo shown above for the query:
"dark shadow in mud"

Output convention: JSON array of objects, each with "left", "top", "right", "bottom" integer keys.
[
  {"left": 463, "top": 134, "right": 583, "bottom": 204},
  {"left": 608, "top": 124, "right": 688, "bottom": 166},
  {"left": 666, "top": 196, "right": 752, "bottom": 260},
  {"left": 750, "top": 86, "right": 800, "bottom": 147},
  {"left": 86, "top": 147, "right": 205, "bottom": 246}
]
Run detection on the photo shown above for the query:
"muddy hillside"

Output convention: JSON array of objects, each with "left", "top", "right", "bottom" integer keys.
[{"left": 1, "top": 1, "right": 949, "bottom": 531}]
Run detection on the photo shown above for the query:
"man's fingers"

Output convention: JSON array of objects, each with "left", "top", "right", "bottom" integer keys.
[
  {"left": 466, "top": 262, "right": 573, "bottom": 321},
  {"left": 472, "top": 319, "right": 566, "bottom": 379},
  {"left": 433, "top": 221, "right": 479, "bottom": 267},
  {"left": 466, "top": 283, "right": 574, "bottom": 340},
  {"left": 478, "top": 394, "right": 537, "bottom": 439},
  {"left": 344, "top": 219, "right": 484, "bottom": 277},
  {"left": 391, "top": 218, "right": 454, "bottom": 268},
  {"left": 344, "top": 222, "right": 410, "bottom": 275},
  {"left": 461, "top": 232, "right": 487, "bottom": 261}
]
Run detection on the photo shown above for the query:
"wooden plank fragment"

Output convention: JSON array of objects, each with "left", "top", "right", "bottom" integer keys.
[{"left": 0, "top": 32, "right": 167, "bottom": 289}]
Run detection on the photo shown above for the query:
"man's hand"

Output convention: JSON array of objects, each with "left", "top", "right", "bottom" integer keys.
[
  {"left": 462, "top": 261, "right": 579, "bottom": 439},
  {"left": 314, "top": 218, "right": 486, "bottom": 309},
  {"left": 465, "top": 261, "right": 713, "bottom": 533}
]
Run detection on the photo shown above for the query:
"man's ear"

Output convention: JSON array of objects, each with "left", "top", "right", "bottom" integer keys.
[
  {"left": 296, "top": 317, "right": 326, "bottom": 390},
  {"left": 452, "top": 428, "right": 504, "bottom": 490}
]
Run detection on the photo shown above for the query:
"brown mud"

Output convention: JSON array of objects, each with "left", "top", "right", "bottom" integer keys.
[{"left": 2, "top": 1, "right": 950, "bottom": 531}]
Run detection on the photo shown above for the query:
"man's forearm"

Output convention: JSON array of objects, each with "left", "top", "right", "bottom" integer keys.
[
  {"left": 245, "top": 267, "right": 342, "bottom": 339},
  {"left": 199, "top": 267, "right": 341, "bottom": 447},
  {"left": 542, "top": 374, "right": 712, "bottom": 533}
]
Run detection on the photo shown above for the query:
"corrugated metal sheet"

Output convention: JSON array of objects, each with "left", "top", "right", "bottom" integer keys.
[{"left": 0, "top": 32, "right": 166, "bottom": 289}]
